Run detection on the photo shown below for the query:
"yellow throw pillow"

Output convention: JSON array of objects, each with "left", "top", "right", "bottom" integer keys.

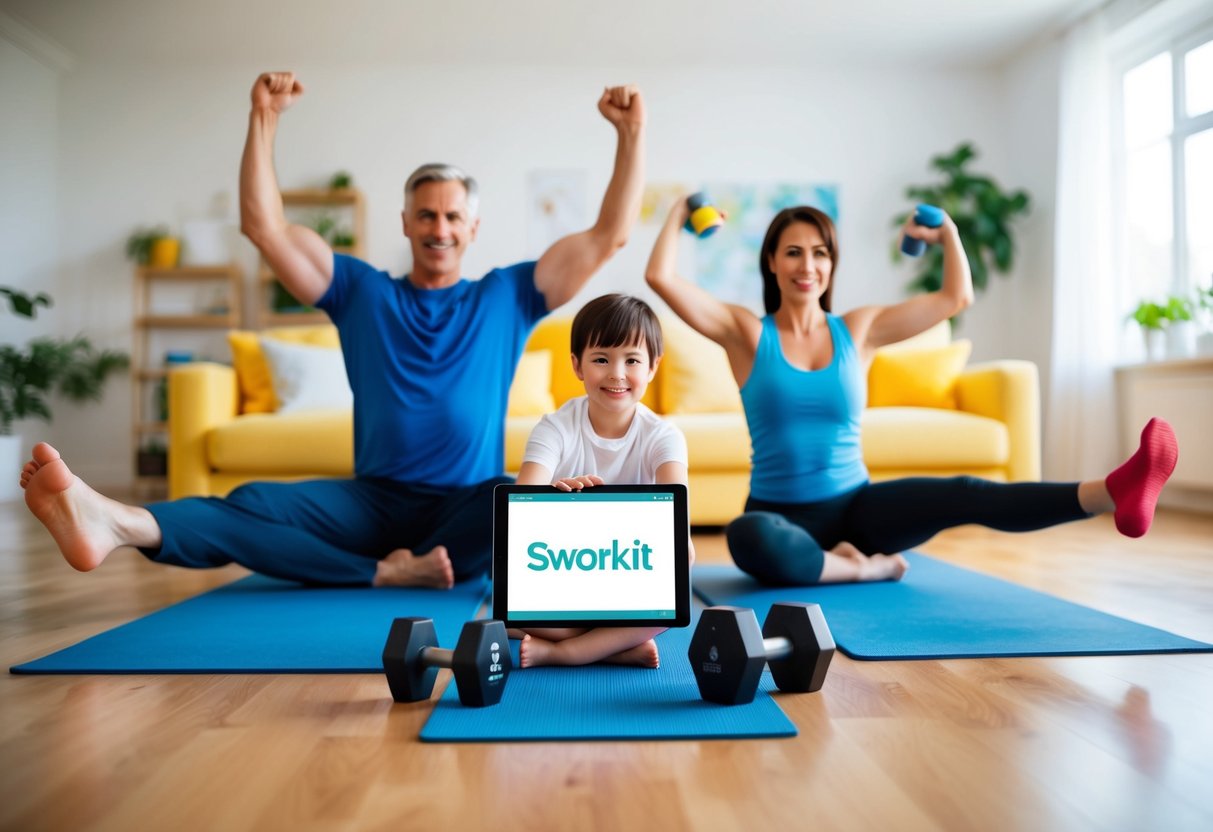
[
  {"left": 659, "top": 317, "right": 742, "bottom": 414},
  {"left": 228, "top": 325, "right": 341, "bottom": 413},
  {"left": 507, "top": 351, "right": 556, "bottom": 416},
  {"left": 868, "top": 339, "right": 972, "bottom": 409}
]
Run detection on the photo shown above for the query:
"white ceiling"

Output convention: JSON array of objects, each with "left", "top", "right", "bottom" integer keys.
[{"left": 2, "top": 0, "right": 1102, "bottom": 71}]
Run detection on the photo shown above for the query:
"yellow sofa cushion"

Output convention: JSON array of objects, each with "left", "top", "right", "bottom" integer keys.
[
  {"left": 660, "top": 318, "right": 743, "bottom": 414},
  {"left": 208, "top": 409, "right": 353, "bottom": 474},
  {"left": 507, "top": 351, "right": 556, "bottom": 416},
  {"left": 663, "top": 413, "right": 751, "bottom": 470},
  {"left": 228, "top": 325, "right": 341, "bottom": 414},
  {"left": 868, "top": 340, "right": 972, "bottom": 409},
  {"left": 861, "top": 407, "right": 1009, "bottom": 469}
]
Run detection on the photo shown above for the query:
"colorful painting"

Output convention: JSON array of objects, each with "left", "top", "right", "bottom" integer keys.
[{"left": 644, "top": 182, "right": 839, "bottom": 312}]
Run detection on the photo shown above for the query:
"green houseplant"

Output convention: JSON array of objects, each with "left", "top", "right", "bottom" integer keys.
[
  {"left": 125, "top": 225, "right": 180, "bottom": 268},
  {"left": 1, "top": 287, "right": 129, "bottom": 436},
  {"left": 893, "top": 143, "right": 1031, "bottom": 295}
]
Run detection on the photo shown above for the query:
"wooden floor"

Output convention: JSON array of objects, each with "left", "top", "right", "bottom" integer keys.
[{"left": 2, "top": 494, "right": 1212, "bottom": 832}]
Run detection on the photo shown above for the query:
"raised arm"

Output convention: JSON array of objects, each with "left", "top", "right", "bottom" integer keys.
[
  {"left": 239, "top": 72, "right": 334, "bottom": 307},
  {"left": 644, "top": 198, "right": 759, "bottom": 354},
  {"left": 846, "top": 211, "right": 974, "bottom": 356},
  {"left": 533, "top": 86, "right": 646, "bottom": 311}
]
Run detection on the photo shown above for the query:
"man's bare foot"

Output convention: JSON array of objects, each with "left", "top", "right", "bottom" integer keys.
[
  {"left": 820, "top": 541, "right": 909, "bottom": 583},
  {"left": 21, "top": 442, "right": 157, "bottom": 571},
  {"left": 373, "top": 545, "right": 454, "bottom": 589},
  {"left": 518, "top": 633, "right": 660, "bottom": 668}
]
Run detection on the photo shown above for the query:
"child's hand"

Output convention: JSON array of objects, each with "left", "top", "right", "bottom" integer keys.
[{"left": 552, "top": 475, "right": 605, "bottom": 492}]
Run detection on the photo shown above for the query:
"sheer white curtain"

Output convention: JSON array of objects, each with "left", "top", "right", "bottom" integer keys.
[{"left": 1047, "top": 12, "right": 1120, "bottom": 481}]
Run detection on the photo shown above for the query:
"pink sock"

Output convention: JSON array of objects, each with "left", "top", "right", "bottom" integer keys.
[{"left": 1104, "top": 417, "right": 1178, "bottom": 538}]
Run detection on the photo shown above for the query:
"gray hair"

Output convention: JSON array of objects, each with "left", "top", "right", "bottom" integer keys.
[{"left": 403, "top": 163, "right": 479, "bottom": 217}]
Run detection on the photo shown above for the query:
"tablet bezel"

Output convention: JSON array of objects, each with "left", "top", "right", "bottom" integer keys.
[{"left": 491, "top": 483, "right": 691, "bottom": 629}]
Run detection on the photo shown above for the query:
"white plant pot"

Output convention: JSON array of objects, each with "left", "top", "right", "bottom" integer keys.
[
  {"left": 1165, "top": 321, "right": 1196, "bottom": 360},
  {"left": 0, "top": 434, "right": 23, "bottom": 503},
  {"left": 1142, "top": 328, "right": 1164, "bottom": 362},
  {"left": 1197, "top": 329, "right": 1213, "bottom": 357}
]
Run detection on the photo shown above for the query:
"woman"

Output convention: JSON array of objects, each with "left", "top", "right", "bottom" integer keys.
[{"left": 644, "top": 198, "right": 1177, "bottom": 586}]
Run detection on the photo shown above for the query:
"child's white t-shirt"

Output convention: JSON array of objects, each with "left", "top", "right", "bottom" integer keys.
[{"left": 522, "top": 396, "right": 688, "bottom": 483}]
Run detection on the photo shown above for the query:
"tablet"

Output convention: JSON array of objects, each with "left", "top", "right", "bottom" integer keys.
[{"left": 491, "top": 484, "right": 691, "bottom": 629}]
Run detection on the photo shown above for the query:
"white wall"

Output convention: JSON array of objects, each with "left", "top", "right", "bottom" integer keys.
[
  {"left": 1, "top": 36, "right": 63, "bottom": 455},
  {"left": 7, "top": 45, "right": 1051, "bottom": 488}
]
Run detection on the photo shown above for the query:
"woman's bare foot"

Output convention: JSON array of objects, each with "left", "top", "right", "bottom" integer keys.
[
  {"left": 373, "top": 545, "right": 455, "bottom": 589},
  {"left": 518, "top": 633, "right": 661, "bottom": 668},
  {"left": 819, "top": 541, "right": 909, "bottom": 584},
  {"left": 21, "top": 442, "right": 159, "bottom": 571}
]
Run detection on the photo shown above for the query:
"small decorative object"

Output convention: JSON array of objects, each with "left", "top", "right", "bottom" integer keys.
[
  {"left": 136, "top": 438, "right": 168, "bottom": 477},
  {"left": 892, "top": 143, "right": 1031, "bottom": 295},
  {"left": 126, "top": 225, "right": 180, "bottom": 268},
  {"left": 329, "top": 171, "right": 353, "bottom": 190},
  {"left": 1162, "top": 294, "right": 1195, "bottom": 359},
  {"left": 1129, "top": 300, "right": 1167, "bottom": 362}
]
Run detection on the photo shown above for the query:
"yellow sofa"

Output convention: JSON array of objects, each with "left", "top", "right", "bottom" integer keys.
[{"left": 168, "top": 318, "right": 1040, "bottom": 524}]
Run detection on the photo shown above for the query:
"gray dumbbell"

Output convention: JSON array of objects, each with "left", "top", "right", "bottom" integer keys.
[
  {"left": 382, "top": 618, "right": 511, "bottom": 707},
  {"left": 688, "top": 603, "right": 834, "bottom": 705}
]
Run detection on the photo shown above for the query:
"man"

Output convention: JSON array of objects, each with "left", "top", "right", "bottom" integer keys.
[{"left": 20, "top": 71, "right": 645, "bottom": 588}]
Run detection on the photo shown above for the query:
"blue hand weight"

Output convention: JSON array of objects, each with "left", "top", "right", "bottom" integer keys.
[
  {"left": 900, "top": 204, "right": 945, "bottom": 257},
  {"left": 684, "top": 192, "right": 724, "bottom": 238}
]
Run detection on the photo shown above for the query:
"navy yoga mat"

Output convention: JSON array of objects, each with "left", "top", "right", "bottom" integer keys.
[
  {"left": 419, "top": 618, "right": 797, "bottom": 742},
  {"left": 10, "top": 574, "right": 490, "bottom": 674},
  {"left": 692, "top": 554, "right": 1213, "bottom": 660}
]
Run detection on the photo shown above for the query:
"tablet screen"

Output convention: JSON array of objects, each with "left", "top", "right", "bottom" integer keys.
[{"left": 492, "top": 485, "right": 691, "bottom": 628}]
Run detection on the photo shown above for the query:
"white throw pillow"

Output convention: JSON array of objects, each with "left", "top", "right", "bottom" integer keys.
[{"left": 258, "top": 337, "right": 353, "bottom": 414}]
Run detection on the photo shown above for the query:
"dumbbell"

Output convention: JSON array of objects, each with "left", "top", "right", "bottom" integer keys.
[
  {"left": 900, "top": 203, "right": 945, "bottom": 257},
  {"left": 382, "top": 618, "right": 511, "bottom": 707},
  {"left": 688, "top": 603, "right": 835, "bottom": 705},
  {"left": 684, "top": 192, "right": 724, "bottom": 238}
]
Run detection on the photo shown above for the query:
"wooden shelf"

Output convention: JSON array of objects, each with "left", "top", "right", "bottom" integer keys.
[
  {"left": 132, "top": 261, "right": 243, "bottom": 485},
  {"left": 282, "top": 188, "right": 364, "bottom": 206},
  {"left": 136, "top": 314, "right": 236, "bottom": 329}
]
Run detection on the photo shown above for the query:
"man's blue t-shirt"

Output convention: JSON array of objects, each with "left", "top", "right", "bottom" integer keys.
[{"left": 315, "top": 254, "right": 548, "bottom": 489}]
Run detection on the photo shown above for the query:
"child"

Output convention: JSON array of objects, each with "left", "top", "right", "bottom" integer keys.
[{"left": 513, "top": 293, "right": 692, "bottom": 668}]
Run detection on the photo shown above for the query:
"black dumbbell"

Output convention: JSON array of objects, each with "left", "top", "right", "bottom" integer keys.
[
  {"left": 382, "top": 618, "right": 511, "bottom": 707},
  {"left": 687, "top": 603, "right": 835, "bottom": 705}
]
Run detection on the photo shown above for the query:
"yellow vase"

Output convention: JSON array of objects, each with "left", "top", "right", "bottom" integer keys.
[{"left": 149, "top": 238, "right": 180, "bottom": 268}]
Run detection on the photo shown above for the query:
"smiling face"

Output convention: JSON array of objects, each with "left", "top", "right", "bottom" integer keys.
[
  {"left": 401, "top": 179, "right": 479, "bottom": 287},
  {"left": 572, "top": 340, "right": 660, "bottom": 418},
  {"left": 767, "top": 221, "right": 834, "bottom": 311}
]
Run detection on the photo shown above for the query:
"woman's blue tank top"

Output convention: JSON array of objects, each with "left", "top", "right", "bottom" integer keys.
[{"left": 740, "top": 313, "right": 868, "bottom": 502}]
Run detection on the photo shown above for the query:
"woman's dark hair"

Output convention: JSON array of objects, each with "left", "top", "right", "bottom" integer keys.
[
  {"left": 570, "top": 294, "right": 663, "bottom": 365},
  {"left": 759, "top": 206, "right": 839, "bottom": 314}
]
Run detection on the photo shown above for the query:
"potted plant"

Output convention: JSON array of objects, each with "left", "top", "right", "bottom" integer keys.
[
  {"left": 1194, "top": 285, "right": 1213, "bottom": 356},
  {"left": 1129, "top": 300, "right": 1168, "bottom": 361},
  {"left": 0, "top": 287, "right": 129, "bottom": 501},
  {"left": 892, "top": 142, "right": 1031, "bottom": 296},
  {"left": 1162, "top": 294, "right": 1195, "bottom": 359},
  {"left": 126, "top": 225, "right": 180, "bottom": 268}
]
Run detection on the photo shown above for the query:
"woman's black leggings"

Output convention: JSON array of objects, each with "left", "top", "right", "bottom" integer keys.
[{"left": 725, "top": 476, "right": 1089, "bottom": 586}]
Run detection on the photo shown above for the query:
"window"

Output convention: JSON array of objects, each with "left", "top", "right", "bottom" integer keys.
[{"left": 1113, "top": 24, "right": 1213, "bottom": 321}]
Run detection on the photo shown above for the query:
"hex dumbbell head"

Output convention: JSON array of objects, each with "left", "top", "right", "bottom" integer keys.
[
  {"left": 449, "top": 620, "right": 512, "bottom": 707},
  {"left": 382, "top": 617, "right": 439, "bottom": 703},
  {"left": 687, "top": 606, "right": 768, "bottom": 705},
  {"left": 763, "top": 602, "right": 835, "bottom": 694}
]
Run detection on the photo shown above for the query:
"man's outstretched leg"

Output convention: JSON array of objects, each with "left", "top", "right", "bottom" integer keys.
[{"left": 20, "top": 442, "right": 162, "bottom": 571}]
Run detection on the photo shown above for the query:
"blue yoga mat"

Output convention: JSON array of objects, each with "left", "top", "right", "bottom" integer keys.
[
  {"left": 420, "top": 618, "right": 797, "bottom": 742},
  {"left": 10, "top": 574, "right": 490, "bottom": 674},
  {"left": 692, "top": 555, "right": 1213, "bottom": 660}
]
